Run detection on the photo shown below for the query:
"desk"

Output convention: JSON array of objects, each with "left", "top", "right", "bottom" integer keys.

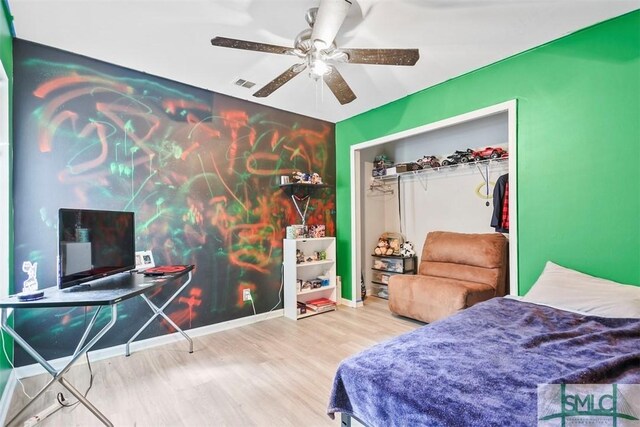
[{"left": 0, "top": 265, "right": 194, "bottom": 427}]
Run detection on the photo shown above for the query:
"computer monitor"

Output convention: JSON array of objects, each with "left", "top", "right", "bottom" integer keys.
[{"left": 58, "top": 208, "right": 135, "bottom": 290}]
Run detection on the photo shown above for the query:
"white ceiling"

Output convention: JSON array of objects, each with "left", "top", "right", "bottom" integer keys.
[{"left": 8, "top": 0, "right": 639, "bottom": 123}]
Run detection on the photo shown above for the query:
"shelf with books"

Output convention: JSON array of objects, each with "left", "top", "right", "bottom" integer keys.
[
  {"left": 297, "top": 297, "right": 337, "bottom": 318},
  {"left": 283, "top": 237, "right": 338, "bottom": 320},
  {"left": 296, "top": 306, "right": 337, "bottom": 319}
]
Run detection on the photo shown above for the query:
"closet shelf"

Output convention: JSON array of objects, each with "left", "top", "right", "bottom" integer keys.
[{"left": 373, "top": 157, "right": 508, "bottom": 183}]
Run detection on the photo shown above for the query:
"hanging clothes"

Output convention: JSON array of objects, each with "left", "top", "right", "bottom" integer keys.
[
  {"left": 501, "top": 181, "right": 509, "bottom": 231},
  {"left": 491, "top": 173, "right": 509, "bottom": 233}
]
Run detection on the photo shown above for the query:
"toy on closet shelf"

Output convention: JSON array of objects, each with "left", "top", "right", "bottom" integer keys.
[
  {"left": 470, "top": 147, "right": 508, "bottom": 161},
  {"left": 372, "top": 154, "right": 394, "bottom": 177},
  {"left": 416, "top": 155, "right": 441, "bottom": 169},
  {"left": 374, "top": 154, "right": 393, "bottom": 169},
  {"left": 441, "top": 149, "right": 474, "bottom": 166}
]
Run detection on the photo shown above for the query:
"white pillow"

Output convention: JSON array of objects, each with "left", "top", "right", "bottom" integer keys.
[{"left": 522, "top": 261, "right": 640, "bottom": 318}]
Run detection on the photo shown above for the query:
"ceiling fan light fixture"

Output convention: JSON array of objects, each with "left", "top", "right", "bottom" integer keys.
[
  {"left": 308, "top": 49, "right": 330, "bottom": 78},
  {"left": 310, "top": 58, "right": 330, "bottom": 78}
]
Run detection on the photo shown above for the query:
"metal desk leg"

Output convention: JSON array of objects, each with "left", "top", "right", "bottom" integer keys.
[
  {"left": 2, "top": 305, "right": 118, "bottom": 427},
  {"left": 126, "top": 271, "right": 193, "bottom": 356}
]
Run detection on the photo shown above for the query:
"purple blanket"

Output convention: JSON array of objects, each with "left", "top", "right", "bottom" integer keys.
[{"left": 327, "top": 298, "right": 640, "bottom": 426}]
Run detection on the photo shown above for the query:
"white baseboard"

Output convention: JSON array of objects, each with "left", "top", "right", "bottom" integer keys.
[
  {"left": 340, "top": 298, "right": 363, "bottom": 308},
  {"left": 0, "top": 369, "right": 17, "bottom": 426},
  {"left": 15, "top": 308, "right": 284, "bottom": 379}
]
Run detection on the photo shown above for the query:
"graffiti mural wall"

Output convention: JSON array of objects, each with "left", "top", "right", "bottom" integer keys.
[{"left": 12, "top": 40, "right": 336, "bottom": 364}]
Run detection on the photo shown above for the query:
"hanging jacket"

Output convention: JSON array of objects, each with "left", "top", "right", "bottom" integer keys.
[{"left": 491, "top": 173, "right": 509, "bottom": 233}]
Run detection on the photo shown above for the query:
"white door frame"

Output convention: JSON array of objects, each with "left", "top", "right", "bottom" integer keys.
[
  {"left": 349, "top": 100, "right": 518, "bottom": 304},
  {"left": 0, "top": 61, "right": 9, "bottom": 299}
]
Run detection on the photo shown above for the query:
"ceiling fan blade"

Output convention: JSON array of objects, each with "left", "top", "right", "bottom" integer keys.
[
  {"left": 340, "top": 48, "right": 420, "bottom": 66},
  {"left": 311, "top": 0, "right": 352, "bottom": 49},
  {"left": 253, "top": 64, "right": 307, "bottom": 98},
  {"left": 211, "top": 36, "right": 292, "bottom": 55},
  {"left": 323, "top": 65, "right": 356, "bottom": 105}
]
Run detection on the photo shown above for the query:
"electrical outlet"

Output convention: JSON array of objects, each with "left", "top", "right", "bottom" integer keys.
[{"left": 242, "top": 288, "right": 251, "bottom": 301}]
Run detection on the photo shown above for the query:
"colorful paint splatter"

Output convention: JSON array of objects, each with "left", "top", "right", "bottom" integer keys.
[{"left": 12, "top": 40, "right": 335, "bottom": 364}]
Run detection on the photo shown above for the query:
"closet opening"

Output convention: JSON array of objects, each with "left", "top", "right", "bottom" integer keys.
[{"left": 349, "top": 100, "right": 518, "bottom": 305}]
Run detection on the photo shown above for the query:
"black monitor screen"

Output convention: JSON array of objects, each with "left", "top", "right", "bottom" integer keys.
[{"left": 58, "top": 208, "right": 135, "bottom": 290}]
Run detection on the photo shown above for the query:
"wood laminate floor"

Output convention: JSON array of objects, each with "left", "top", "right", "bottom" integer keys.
[{"left": 7, "top": 297, "right": 421, "bottom": 426}]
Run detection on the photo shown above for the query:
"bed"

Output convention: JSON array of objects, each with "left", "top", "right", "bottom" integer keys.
[{"left": 327, "top": 262, "right": 640, "bottom": 426}]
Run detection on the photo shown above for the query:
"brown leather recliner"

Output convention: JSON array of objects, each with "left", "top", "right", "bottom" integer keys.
[{"left": 388, "top": 231, "right": 508, "bottom": 323}]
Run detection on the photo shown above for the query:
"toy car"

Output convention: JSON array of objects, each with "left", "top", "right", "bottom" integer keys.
[
  {"left": 416, "top": 155, "right": 441, "bottom": 169},
  {"left": 471, "top": 147, "right": 507, "bottom": 161},
  {"left": 441, "top": 149, "right": 473, "bottom": 166}
]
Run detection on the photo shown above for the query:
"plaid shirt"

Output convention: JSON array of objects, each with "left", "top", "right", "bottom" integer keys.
[
  {"left": 491, "top": 174, "right": 509, "bottom": 233},
  {"left": 501, "top": 182, "right": 509, "bottom": 230}
]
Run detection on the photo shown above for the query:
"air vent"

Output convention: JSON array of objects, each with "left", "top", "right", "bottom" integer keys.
[{"left": 234, "top": 79, "right": 256, "bottom": 89}]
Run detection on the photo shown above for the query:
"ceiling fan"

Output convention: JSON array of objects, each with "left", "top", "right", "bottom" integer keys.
[{"left": 211, "top": 0, "right": 420, "bottom": 105}]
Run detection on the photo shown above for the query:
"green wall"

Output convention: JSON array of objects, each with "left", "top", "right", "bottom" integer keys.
[
  {"left": 0, "top": 0, "right": 13, "bottom": 401},
  {"left": 336, "top": 11, "right": 640, "bottom": 299}
]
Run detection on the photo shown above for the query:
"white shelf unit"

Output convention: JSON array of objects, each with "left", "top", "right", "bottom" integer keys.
[{"left": 283, "top": 237, "right": 338, "bottom": 320}]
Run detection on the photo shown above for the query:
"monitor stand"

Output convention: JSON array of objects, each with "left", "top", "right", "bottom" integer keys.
[{"left": 67, "top": 283, "right": 92, "bottom": 292}]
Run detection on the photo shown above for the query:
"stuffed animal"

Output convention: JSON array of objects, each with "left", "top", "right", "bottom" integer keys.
[
  {"left": 389, "top": 239, "right": 401, "bottom": 255},
  {"left": 400, "top": 241, "right": 416, "bottom": 258},
  {"left": 373, "top": 238, "right": 390, "bottom": 255}
]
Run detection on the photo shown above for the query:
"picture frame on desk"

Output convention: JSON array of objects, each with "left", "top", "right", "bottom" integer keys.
[{"left": 135, "top": 250, "right": 155, "bottom": 271}]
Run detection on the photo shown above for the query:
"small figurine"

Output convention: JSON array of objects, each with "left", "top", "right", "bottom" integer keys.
[
  {"left": 311, "top": 173, "right": 323, "bottom": 184},
  {"left": 291, "top": 171, "right": 305, "bottom": 183},
  {"left": 22, "top": 261, "right": 39, "bottom": 292}
]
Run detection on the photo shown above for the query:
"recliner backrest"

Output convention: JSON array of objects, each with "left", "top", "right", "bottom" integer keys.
[{"left": 419, "top": 231, "right": 508, "bottom": 294}]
